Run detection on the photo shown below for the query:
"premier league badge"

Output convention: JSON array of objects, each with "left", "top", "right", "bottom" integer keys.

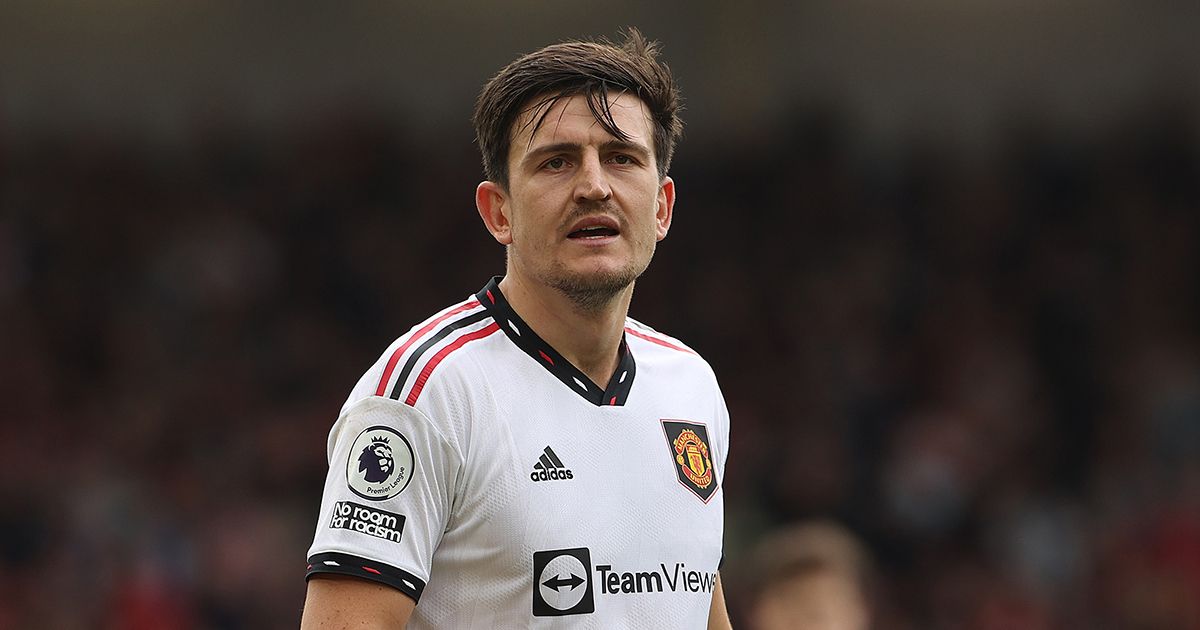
[
  {"left": 346, "top": 425, "right": 415, "bottom": 501},
  {"left": 661, "top": 420, "right": 719, "bottom": 503}
]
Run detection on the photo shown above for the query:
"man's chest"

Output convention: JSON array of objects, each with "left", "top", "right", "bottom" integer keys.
[{"left": 454, "top": 380, "right": 721, "bottom": 540}]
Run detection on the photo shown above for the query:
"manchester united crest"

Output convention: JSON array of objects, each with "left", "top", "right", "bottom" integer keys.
[{"left": 661, "top": 420, "right": 719, "bottom": 503}]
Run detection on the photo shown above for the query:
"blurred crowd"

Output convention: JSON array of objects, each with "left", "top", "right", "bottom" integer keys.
[{"left": 1, "top": 98, "right": 1197, "bottom": 629}]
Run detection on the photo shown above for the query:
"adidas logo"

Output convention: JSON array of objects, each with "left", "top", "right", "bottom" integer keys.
[{"left": 531, "top": 446, "right": 574, "bottom": 482}]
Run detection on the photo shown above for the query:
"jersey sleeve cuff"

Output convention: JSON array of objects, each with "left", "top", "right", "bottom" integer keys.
[{"left": 306, "top": 551, "right": 427, "bottom": 603}]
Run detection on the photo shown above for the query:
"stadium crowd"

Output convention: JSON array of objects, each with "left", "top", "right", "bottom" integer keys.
[{"left": 1, "top": 99, "right": 1197, "bottom": 628}]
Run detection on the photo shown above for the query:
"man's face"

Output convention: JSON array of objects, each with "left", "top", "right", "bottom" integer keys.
[{"left": 477, "top": 92, "right": 674, "bottom": 307}]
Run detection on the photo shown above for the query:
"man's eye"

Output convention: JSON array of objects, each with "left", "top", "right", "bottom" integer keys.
[
  {"left": 545, "top": 157, "right": 567, "bottom": 170},
  {"left": 611, "top": 154, "right": 634, "bottom": 165}
]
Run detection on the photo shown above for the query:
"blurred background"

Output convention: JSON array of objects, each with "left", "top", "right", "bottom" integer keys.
[{"left": 2, "top": 2, "right": 1198, "bottom": 628}]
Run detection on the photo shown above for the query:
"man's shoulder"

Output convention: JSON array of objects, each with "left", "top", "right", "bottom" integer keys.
[
  {"left": 624, "top": 317, "right": 715, "bottom": 373},
  {"left": 344, "top": 295, "right": 500, "bottom": 413},
  {"left": 624, "top": 317, "right": 697, "bottom": 354}
]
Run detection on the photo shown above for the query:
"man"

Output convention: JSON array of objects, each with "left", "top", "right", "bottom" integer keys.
[{"left": 301, "top": 29, "right": 732, "bottom": 629}]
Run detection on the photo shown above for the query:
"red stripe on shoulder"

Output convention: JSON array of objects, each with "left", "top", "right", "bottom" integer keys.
[
  {"left": 405, "top": 322, "right": 502, "bottom": 405},
  {"left": 375, "top": 300, "right": 481, "bottom": 396},
  {"left": 625, "top": 327, "right": 696, "bottom": 355}
]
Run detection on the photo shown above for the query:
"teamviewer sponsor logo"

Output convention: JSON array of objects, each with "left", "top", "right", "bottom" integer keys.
[
  {"left": 532, "top": 546, "right": 718, "bottom": 617},
  {"left": 532, "top": 548, "right": 594, "bottom": 616},
  {"left": 330, "top": 501, "right": 406, "bottom": 544},
  {"left": 596, "top": 562, "right": 718, "bottom": 595},
  {"left": 531, "top": 446, "right": 574, "bottom": 482}
]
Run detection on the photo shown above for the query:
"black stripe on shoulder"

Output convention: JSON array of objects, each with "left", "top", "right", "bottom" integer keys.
[
  {"left": 306, "top": 551, "right": 426, "bottom": 602},
  {"left": 388, "top": 309, "right": 492, "bottom": 400}
]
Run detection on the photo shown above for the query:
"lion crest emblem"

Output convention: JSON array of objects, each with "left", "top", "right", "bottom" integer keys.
[
  {"left": 346, "top": 424, "right": 415, "bottom": 501},
  {"left": 358, "top": 436, "right": 394, "bottom": 483}
]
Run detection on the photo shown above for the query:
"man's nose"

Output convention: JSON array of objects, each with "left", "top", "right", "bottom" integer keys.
[{"left": 573, "top": 153, "right": 612, "bottom": 202}]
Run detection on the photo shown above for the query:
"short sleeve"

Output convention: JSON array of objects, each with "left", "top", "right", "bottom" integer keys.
[{"left": 305, "top": 396, "right": 462, "bottom": 603}]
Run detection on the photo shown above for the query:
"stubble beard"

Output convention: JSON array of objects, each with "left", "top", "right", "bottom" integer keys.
[
  {"left": 511, "top": 239, "right": 655, "bottom": 315},
  {"left": 548, "top": 261, "right": 643, "bottom": 314},
  {"left": 520, "top": 201, "right": 657, "bottom": 314}
]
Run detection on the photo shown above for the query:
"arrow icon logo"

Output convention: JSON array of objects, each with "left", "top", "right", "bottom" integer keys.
[
  {"left": 533, "top": 547, "right": 594, "bottom": 616},
  {"left": 542, "top": 573, "right": 584, "bottom": 592}
]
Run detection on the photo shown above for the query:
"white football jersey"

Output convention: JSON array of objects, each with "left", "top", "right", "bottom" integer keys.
[{"left": 307, "top": 278, "right": 729, "bottom": 628}]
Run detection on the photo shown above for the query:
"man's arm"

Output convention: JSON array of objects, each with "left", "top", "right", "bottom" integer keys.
[
  {"left": 301, "top": 574, "right": 416, "bottom": 629},
  {"left": 708, "top": 572, "right": 733, "bottom": 630}
]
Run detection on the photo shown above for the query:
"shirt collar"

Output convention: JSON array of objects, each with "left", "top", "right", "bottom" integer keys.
[{"left": 477, "top": 277, "right": 636, "bottom": 407}]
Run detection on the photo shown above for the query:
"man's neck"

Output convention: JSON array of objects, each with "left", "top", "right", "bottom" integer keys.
[{"left": 498, "top": 273, "right": 632, "bottom": 388}]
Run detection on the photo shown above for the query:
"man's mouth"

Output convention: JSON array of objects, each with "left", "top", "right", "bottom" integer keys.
[
  {"left": 568, "top": 225, "right": 620, "bottom": 239},
  {"left": 566, "top": 215, "right": 621, "bottom": 240}
]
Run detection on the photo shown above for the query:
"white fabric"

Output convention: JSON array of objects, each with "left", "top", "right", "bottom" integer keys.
[{"left": 308, "top": 295, "right": 729, "bottom": 629}]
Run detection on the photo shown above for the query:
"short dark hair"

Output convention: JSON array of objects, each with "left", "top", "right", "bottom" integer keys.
[{"left": 472, "top": 28, "right": 683, "bottom": 187}]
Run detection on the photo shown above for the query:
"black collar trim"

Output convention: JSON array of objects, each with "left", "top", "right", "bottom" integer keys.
[{"left": 477, "top": 277, "right": 636, "bottom": 407}]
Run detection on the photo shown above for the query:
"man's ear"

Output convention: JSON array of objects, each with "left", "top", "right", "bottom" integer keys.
[
  {"left": 476, "top": 180, "right": 513, "bottom": 245},
  {"left": 655, "top": 176, "right": 675, "bottom": 241}
]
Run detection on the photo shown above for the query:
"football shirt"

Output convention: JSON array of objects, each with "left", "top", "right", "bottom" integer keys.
[{"left": 307, "top": 278, "right": 729, "bottom": 628}]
